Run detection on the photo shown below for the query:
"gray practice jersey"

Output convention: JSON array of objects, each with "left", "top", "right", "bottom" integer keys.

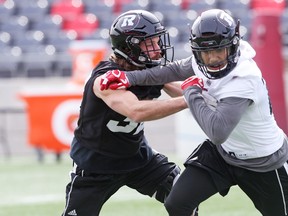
[{"left": 125, "top": 40, "right": 288, "bottom": 172}]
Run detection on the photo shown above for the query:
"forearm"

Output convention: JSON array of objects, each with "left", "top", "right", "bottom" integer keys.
[
  {"left": 130, "top": 96, "right": 187, "bottom": 122},
  {"left": 95, "top": 77, "right": 187, "bottom": 123},
  {"left": 163, "top": 82, "right": 183, "bottom": 97},
  {"left": 126, "top": 57, "right": 194, "bottom": 86}
]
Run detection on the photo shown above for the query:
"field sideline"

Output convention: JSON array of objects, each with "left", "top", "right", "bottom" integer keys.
[{"left": 0, "top": 153, "right": 261, "bottom": 216}]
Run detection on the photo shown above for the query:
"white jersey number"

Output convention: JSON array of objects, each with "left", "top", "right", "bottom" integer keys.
[{"left": 106, "top": 117, "right": 144, "bottom": 135}]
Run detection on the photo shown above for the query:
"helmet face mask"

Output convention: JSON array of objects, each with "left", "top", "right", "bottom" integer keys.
[
  {"left": 190, "top": 9, "right": 240, "bottom": 79},
  {"left": 110, "top": 10, "right": 174, "bottom": 68}
]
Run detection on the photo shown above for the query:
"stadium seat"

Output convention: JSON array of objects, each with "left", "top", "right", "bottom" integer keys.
[
  {"left": 21, "top": 53, "right": 55, "bottom": 77},
  {"left": 30, "top": 15, "right": 63, "bottom": 39},
  {"left": 180, "top": 0, "right": 198, "bottom": 10},
  {"left": 119, "top": 0, "right": 148, "bottom": 12},
  {"left": 148, "top": 0, "right": 183, "bottom": 26},
  {"left": 174, "top": 41, "right": 191, "bottom": 59},
  {"left": 110, "top": 0, "right": 135, "bottom": 13},
  {"left": 62, "top": 13, "right": 99, "bottom": 39},
  {"left": 0, "top": 31, "right": 12, "bottom": 47},
  {"left": 83, "top": 0, "right": 114, "bottom": 16},
  {"left": 52, "top": 53, "right": 73, "bottom": 77},
  {"left": 82, "top": 28, "right": 109, "bottom": 41},
  {"left": 99, "top": 14, "right": 118, "bottom": 29},
  {"left": 187, "top": 0, "right": 216, "bottom": 13},
  {"left": 16, "top": 4, "right": 49, "bottom": 24},
  {"left": 50, "top": 0, "right": 84, "bottom": 20},
  {"left": 12, "top": 30, "right": 45, "bottom": 53},
  {"left": 10, "top": 0, "right": 41, "bottom": 8},
  {"left": 0, "top": 15, "right": 30, "bottom": 38},
  {"left": 83, "top": 1, "right": 115, "bottom": 29},
  {"left": 166, "top": 10, "right": 196, "bottom": 43},
  {"left": 45, "top": 31, "right": 76, "bottom": 53},
  {"left": 219, "top": 1, "right": 251, "bottom": 19},
  {"left": 0, "top": 51, "right": 20, "bottom": 78},
  {"left": 0, "top": 3, "right": 15, "bottom": 20}
]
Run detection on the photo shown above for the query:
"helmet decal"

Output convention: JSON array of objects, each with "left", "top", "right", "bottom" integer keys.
[
  {"left": 218, "top": 11, "right": 234, "bottom": 28},
  {"left": 120, "top": 14, "right": 140, "bottom": 30}
]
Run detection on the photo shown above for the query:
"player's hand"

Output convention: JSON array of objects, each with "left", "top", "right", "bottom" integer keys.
[
  {"left": 100, "top": 70, "right": 130, "bottom": 90},
  {"left": 181, "top": 76, "right": 204, "bottom": 91}
]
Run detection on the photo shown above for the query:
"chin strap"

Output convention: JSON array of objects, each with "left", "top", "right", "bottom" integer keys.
[{"left": 113, "top": 48, "right": 145, "bottom": 68}]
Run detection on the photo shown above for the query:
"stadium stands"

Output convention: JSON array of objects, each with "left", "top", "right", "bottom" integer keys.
[
  {"left": 0, "top": 0, "right": 287, "bottom": 78},
  {"left": 50, "top": 0, "right": 85, "bottom": 19}
]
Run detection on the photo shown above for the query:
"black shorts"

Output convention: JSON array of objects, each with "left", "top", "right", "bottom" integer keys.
[
  {"left": 61, "top": 152, "right": 180, "bottom": 216},
  {"left": 165, "top": 140, "right": 288, "bottom": 216}
]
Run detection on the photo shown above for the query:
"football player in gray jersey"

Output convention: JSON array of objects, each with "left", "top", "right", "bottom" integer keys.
[
  {"left": 61, "top": 10, "right": 189, "bottom": 216},
  {"left": 100, "top": 9, "right": 288, "bottom": 216}
]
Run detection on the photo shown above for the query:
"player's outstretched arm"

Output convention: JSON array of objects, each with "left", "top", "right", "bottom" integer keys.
[{"left": 95, "top": 76, "right": 187, "bottom": 122}]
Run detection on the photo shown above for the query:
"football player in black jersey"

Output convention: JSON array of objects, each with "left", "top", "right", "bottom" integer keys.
[{"left": 61, "top": 10, "right": 188, "bottom": 216}]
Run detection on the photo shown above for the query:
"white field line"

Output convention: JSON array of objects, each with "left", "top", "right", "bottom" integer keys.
[{"left": 0, "top": 188, "right": 146, "bottom": 206}]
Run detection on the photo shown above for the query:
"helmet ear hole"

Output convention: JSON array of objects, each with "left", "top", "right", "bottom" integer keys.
[
  {"left": 233, "top": 36, "right": 239, "bottom": 45},
  {"left": 138, "top": 55, "right": 147, "bottom": 62}
]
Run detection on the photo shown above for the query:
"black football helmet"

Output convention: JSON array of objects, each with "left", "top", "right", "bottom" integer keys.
[
  {"left": 190, "top": 9, "right": 240, "bottom": 79},
  {"left": 110, "top": 10, "right": 174, "bottom": 68}
]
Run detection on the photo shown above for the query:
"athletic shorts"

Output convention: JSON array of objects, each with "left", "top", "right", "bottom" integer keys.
[
  {"left": 165, "top": 140, "right": 288, "bottom": 216},
  {"left": 61, "top": 152, "right": 180, "bottom": 216}
]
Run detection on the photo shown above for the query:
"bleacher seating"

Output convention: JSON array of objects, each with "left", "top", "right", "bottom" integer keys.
[
  {"left": 21, "top": 52, "right": 55, "bottom": 77},
  {"left": 83, "top": 1, "right": 114, "bottom": 28},
  {"left": 12, "top": 30, "right": 46, "bottom": 53},
  {"left": 45, "top": 30, "right": 76, "bottom": 53},
  {"left": 0, "top": 51, "right": 21, "bottom": 78},
  {"left": 16, "top": 3, "right": 50, "bottom": 23},
  {"left": 0, "top": 2, "right": 16, "bottom": 20},
  {"left": 0, "top": 0, "right": 287, "bottom": 78},
  {"left": 50, "top": 0, "right": 85, "bottom": 19},
  {"left": 62, "top": 13, "right": 99, "bottom": 39},
  {"left": 30, "top": 15, "right": 63, "bottom": 38}
]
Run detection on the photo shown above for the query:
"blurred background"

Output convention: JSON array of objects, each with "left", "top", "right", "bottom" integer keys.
[{"left": 0, "top": 0, "right": 287, "bottom": 215}]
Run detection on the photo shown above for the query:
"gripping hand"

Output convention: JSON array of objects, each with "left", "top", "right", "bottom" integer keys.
[
  {"left": 100, "top": 70, "right": 130, "bottom": 90},
  {"left": 181, "top": 76, "right": 204, "bottom": 91}
]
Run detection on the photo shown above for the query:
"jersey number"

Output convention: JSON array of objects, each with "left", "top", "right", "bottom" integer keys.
[{"left": 106, "top": 117, "right": 144, "bottom": 135}]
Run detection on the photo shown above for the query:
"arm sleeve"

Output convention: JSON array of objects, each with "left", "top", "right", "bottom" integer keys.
[
  {"left": 126, "top": 56, "right": 194, "bottom": 86},
  {"left": 183, "top": 87, "right": 252, "bottom": 145}
]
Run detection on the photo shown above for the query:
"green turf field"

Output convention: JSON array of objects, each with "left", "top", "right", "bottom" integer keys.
[{"left": 0, "top": 153, "right": 261, "bottom": 216}]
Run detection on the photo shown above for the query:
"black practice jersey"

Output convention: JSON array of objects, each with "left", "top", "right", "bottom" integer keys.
[{"left": 71, "top": 61, "right": 163, "bottom": 173}]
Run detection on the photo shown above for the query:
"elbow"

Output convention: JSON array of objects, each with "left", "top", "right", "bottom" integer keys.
[
  {"left": 206, "top": 122, "right": 231, "bottom": 145},
  {"left": 126, "top": 112, "right": 144, "bottom": 123},
  {"left": 209, "top": 130, "right": 229, "bottom": 145},
  {"left": 210, "top": 137, "right": 227, "bottom": 145}
]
